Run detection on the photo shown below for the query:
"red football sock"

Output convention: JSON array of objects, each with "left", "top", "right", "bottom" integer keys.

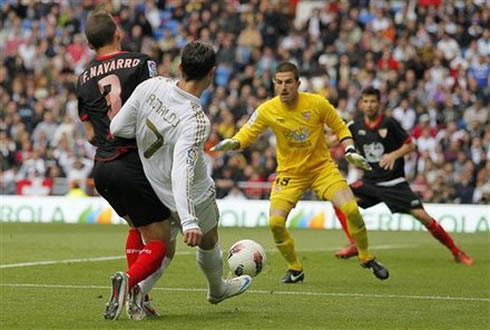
[
  {"left": 126, "top": 228, "right": 144, "bottom": 268},
  {"left": 334, "top": 206, "right": 356, "bottom": 245},
  {"left": 425, "top": 219, "right": 460, "bottom": 256},
  {"left": 127, "top": 240, "right": 166, "bottom": 289}
]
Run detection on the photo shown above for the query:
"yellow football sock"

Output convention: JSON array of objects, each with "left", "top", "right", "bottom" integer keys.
[
  {"left": 269, "top": 215, "right": 302, "bottom": 271},
  {"left": 339, "top": 200, "right": 372, "bottom": 262}
]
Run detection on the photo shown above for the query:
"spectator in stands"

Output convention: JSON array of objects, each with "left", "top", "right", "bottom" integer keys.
[
  {"left": 223, "top": 183, "right": 247, "bottom": 200},
  {"left": 0, "top": 0, "right": 488, "bottom": 205},
  {"left": 392, "top": 98, "right": 416, "bottom": 131}
]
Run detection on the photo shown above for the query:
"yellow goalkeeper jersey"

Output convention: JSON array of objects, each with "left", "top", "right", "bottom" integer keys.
[{"left": 234, "top": 92, "right": 352, "bottom": 176}]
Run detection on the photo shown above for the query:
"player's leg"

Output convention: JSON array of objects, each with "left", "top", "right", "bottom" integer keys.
[
  {"left": 135, "top": 239, "right": 176, "bottom": 318},
  {"left": 94, "top": 162, "right": 144, "bottom": 270},
  {"left": 123, "top": 219, "right": 166, "bottom": 317},
  {"left": 334, "top": 205, "right": 356, "bottom": 245},
  {"left": 329, "top": 187, "right": 371, "bottom": 262},
  {"left": 121, "top": 220, "right": 171, "bottom": 321},
  {"left": 380, "top": 182, "right": 474, "bottom": 265},
  {"left": 93, "top": 159, "right": 142, "bottom": 320},
  {"left": 195, "top": 198, "right": 252, "bottom": 304},
  {"left": 334, "top": 181, "right": 379, "bottom": 259},
  {"left": 137, "top": 216, "right": 180, "bottom": 298},
  {"left": 104, "top": 219, "right": 170, "bottom": 321},
  {"left": 330, "top": 187, "right": 389, "bottom": 280},
  {"left": 125, "top": 221, "right": 144, "bottom": 268},
  {"left": 269, "top": 175, "right": 309, "bottom": 283},
  {"left": 127, "top": 222, "right": 170, "bottom": 290},
  {"left": 101, "top": 151, "right": 172, "bottom": 320},
  {"left": 410, "top": 208, "right": 474, "bottom": 265},
  {"left": 313, "top": 166, "right": 388, "bottom": 280}
]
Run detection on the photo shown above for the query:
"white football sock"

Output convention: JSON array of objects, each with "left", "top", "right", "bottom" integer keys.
[
  {"left": 197, "top": 243, "right": 226, "bottom": 297},
  {"left": 138, "top": 256, "right": 172, "bottom": 296}
]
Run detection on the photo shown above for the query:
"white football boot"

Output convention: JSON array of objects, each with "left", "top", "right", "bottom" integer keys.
[{"left": 208, "top": 275, "right": 252, "bottom": 304}]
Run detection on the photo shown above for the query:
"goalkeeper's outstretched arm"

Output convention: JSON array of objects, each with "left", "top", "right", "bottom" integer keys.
[{"left": 211, "top": 107, "right": 268, "bottom": 151}]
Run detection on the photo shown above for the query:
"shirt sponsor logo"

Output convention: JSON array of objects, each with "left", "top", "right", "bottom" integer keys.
[
  {"left": 283, "top": 127, "right": 311, "bottom": 148},
  {"left": 363, "top": 142, "right": 385, "bottom": 162},
  {"left": 283, "top": 127, "right": 309, "bottom": 142}
]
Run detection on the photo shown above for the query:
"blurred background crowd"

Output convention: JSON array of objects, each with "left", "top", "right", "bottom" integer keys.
[{"left": 0, "top": 0, "right": 489, "bottom": 204}]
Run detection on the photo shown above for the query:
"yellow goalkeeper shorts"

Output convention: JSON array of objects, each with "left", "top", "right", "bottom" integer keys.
[{"left": 270, "top": 162, "right": 348, "bottom": 212}]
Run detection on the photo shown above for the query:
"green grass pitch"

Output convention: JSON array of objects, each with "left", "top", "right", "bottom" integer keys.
[{"left": 1, "top": 222, "right": 489, "bottom": 329}]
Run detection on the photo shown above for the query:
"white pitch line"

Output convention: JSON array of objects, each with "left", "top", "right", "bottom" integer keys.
[
  {"left": 1, "top": 283, "right": 489, "bottom": 303},
  {"left": 0, "top": 244, "right": 417, "bottom": 269}
]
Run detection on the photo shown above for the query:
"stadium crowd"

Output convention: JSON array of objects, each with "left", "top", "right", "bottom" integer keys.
[{"left": 0, "top": 0, "right": 489, "bottom": 204}]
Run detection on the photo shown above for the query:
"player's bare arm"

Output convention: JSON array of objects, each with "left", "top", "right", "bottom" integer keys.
[
  {"left": 379, "top": 142, "right": 416, "bottom": 170},
  {"left": 82, "top": 120, "right": 96, "bottom": 145}
]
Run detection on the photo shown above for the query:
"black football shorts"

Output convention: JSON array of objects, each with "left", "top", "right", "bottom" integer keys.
[
  {"left": 350, "top": 180, "right": 423, "bottom": 214},
  {"left": 93, "top": 149, "right": 170, "bottom": 226}
]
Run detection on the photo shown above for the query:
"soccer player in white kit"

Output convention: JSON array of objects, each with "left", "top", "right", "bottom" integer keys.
[{"left": 110, "top": 41, "right": 252, "bottom": 308}]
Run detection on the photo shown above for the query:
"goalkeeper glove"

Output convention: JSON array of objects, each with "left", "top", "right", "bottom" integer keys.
[
  {"left": 345, "top": 145, "right": 372, "bottom": 171},
  {"left": 210, "top": 138, "right": 240, "bottom": 151}
]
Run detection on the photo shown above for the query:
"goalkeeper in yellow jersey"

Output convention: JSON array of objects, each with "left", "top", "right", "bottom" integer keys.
[{"left": 211, "top": 62, "right": 389, "bottom": 283}]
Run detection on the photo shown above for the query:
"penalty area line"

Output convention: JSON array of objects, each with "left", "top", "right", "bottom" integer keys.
[
  {"left": 0, "top": 244, "right": 417, "bottom": 269},
  {"left": 1, "top": 283, "right": 489, "bottom": 303}
]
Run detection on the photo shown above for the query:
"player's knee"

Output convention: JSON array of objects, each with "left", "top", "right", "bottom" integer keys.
[
  {"left": 411, "top": 209, "right": 432, "bottom": 225},
  {"left": 339, "top": 200, "right": 361, "bottom": 219},
  {"left": 269, "top": 215, "right": 287, "bottom": 241},
  {"left": 138, "top": 221, "right": 171, "bottom": 242}
]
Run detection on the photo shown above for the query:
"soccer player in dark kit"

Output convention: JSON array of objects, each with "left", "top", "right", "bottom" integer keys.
[
  {"left": 76, "top": 10, "right": 174, "bottom": 320},
  {"left": 334, "top": 87, "right": 473, "bottom": 265}
]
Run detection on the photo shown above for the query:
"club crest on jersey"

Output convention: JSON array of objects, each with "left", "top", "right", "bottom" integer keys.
[
  {"left": 378, "top": 128, "right": 388, "bottom": 138},
  {"left": 301, "top": 111, "right": 311, "bottom": 121}
]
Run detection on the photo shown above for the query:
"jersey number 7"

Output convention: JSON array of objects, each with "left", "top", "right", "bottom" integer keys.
[{"left": 144, "top": 119, "right": 164, "bottom": 158}]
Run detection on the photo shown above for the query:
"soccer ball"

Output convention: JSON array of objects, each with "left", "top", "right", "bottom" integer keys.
[{"left": 227, "top": 239, "right": 266, "bottom": 277}]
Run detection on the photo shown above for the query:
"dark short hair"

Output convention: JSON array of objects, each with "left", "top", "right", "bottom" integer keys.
[
  {"left": 85, "top": 11, "right": 117, "bottom": 49},
  {"left": 181, "top": 41, "right": 216, "bottom": 81},
  {"left": 275, "top": 62, "right": 299, "bottom": 80},
  {"left": 361, "top": 86, "right": 381, "bottom": 101}
]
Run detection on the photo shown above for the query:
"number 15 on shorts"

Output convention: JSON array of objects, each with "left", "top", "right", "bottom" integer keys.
[{"left": 276, "top": 177, "right": 291, "bottom": 186}]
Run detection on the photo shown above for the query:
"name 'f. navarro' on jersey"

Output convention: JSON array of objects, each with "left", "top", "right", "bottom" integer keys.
[{"left": 79, "top": 58, "right": 143, "bottom": 85}]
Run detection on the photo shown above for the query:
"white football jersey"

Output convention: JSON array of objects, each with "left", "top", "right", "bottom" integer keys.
[{"left": 110, "top": 77, "right": 214, "bottom": 227}]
